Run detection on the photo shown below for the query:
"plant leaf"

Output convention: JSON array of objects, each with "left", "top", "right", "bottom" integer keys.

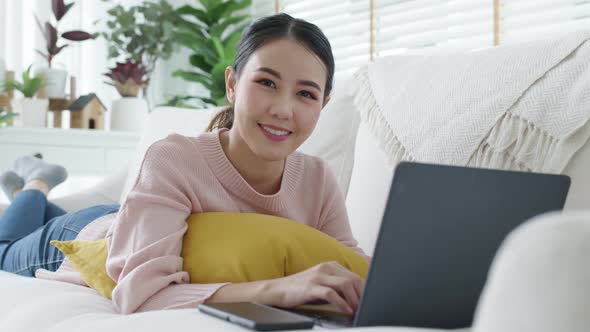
[
  {"left": 220, "top": 0, "right": 252, "bottom": 19},
  {"left": 63, "top": 3, "right": 74, "bottom": 19},
  {"left": 34, "top": 14, "right": 45, "bottom": 40},
  {"left": 175, "top": 32, "right": 217, "bottom": 63},
  {"left": 50, "top": 44, "right": 68, "bottom": 57},
  {"left": 210, "top": 2, "right": 233, "bottom": 23},
  {"left": 52, "top": 0, "right": 66, "bottom": 20},
  {"left": 189, "top": 54, "right": 213, "bottom": 73},
  {"left": 223, "top": 28, "right": 244, "bottom": 61},
  {"left": 1, "top": 78, "right": 20, "bottom": 93},
  {"left": 160, "top": 94, "right": 205, "bottom": 108},
  {"left": 212, "top": 37, "right": 225, "bottom": 58},
  {"left": 176, "top": 5, "right": 210, "bottom": 26},
  {"left": 23, "top": 77, "right": 45, "bottom": 98},
  {"left": 12, "top": 65, "right": 47, "bottom": 98},
  {"left": 172, "top": 70, "right": 214, "bottom": 91},
  {"left": 62, "top": 30, "right": 95, "bottom": 41},
  {"left": 45, "top": 23, "right": 58, "bottom": 54},
  {"left": 22, "top": 65, "right": 32, "bottom": 85},
  {"left": 211, "top": 61, "right": 229, "bottom": 94},
  {"left": 175, "top": 18, "right": 207, "bottom": 38},
  {"left": 212, "top": 97, "right": 226, "bottom": 106},
  {"left": 222, "top": 26, "right": 245, "bottom": 46},
  {"left": 200, "top": 97, "right": 218, "bottom": 106},
  {"left": 107, "top": 45, "right": 119, "bottom": 59},
  {"left": 198, "top": 0, "right": 218, "bottom": 13},
  {"left": 0, "top": 112, "right": 19, "bottom": 127},
  {"left": 0, "top": 113, "right": 18, "bottom": 122},
  {"left": 10, "top": 65, "right": 46, "bottom": 98},
  {"left": 210, "top": 15, "right": 249, "bottom": 39},
  {"left": 35, "top": 49, "right": 49, "bottom": 61}
]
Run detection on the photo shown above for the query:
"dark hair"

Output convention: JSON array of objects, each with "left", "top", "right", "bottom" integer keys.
[{"left": 206, "top": 13, "right": 335, "bottom": 132}]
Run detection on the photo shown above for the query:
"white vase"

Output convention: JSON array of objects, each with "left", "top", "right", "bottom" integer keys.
[
  {"left": 35, "top": 67, "right": 67, "bottom": 98},
  {"left": 12, "top": 98, "right": 49, "bottom": 127},
  {"left": 110, "top": 97, "right": 149, "bottom": 132}
]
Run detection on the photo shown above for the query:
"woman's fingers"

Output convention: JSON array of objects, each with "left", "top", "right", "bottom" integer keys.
[
  {"left": 306, "top": 262, "right": 367, "bottom": 314},
  {"left": 311, "top": 286, "right": 353, "bottom": 314},
  {"left": 322, "top": 262, "right": 365, "bottom": 304},
  {"left": 318, "top": 275, "right": 360, "bottom": 311}
]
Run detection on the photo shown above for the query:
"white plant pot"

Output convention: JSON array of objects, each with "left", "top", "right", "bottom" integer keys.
[
  {"left": 110, "top": 97, "right": 149, "bottom": 133},
  {"left": 12, "top": 98, "right": 49, "bottom": 127},
  {"left": 35, "top": 67, "right": 67, "bottom": 98}
]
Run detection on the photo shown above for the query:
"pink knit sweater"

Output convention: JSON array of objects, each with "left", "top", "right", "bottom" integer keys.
[{"left": 35, "top": 129, "right": 366, "bottom": 314}]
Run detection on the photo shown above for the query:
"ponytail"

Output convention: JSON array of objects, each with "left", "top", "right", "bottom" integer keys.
[{"left": 206, "top": 106, "right": 234, "bottom": 132}]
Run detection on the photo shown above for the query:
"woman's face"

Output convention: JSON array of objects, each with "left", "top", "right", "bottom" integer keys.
[{"left": 225, "top": 38, "right": 330, "bottom": 162}]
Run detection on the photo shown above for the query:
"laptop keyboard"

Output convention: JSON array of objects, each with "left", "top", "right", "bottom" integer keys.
[{"left": 286, "top": 309, "right": 355, "bottom": 328}]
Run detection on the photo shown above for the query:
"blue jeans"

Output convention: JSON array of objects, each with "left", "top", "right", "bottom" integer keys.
[{"left": 0, "top": 190, "right": 120, "bottom": 277}]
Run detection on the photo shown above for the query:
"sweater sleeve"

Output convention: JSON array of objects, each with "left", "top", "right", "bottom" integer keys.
[
  {"left": 105, "top": 136, "right": 229, "bottom": 314},
  {"left": 317, "top": 163, "right": 371, "bottom": 262}
]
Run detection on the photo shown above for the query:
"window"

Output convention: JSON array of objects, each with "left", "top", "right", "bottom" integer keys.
[
  {"left": 500, "top": 0, "right": 590, "bottom": 44},
  {"left": 375, "top": 0, "right": 493, "bottom": 57},
  {"left": 252, "top": 0, "right": 590, "bottom": 75},
  {"left": 253, "top": 0, "right": 371, "bottom": 75}
]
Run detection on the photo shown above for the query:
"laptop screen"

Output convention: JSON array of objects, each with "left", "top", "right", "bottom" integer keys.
[{"left": 354, "top": 162, "right": 569, "bottom": 329}]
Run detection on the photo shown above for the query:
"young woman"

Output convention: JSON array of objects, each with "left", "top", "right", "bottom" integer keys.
[{"left": 0, "top": 13, "right": 368, "bottom": 315}]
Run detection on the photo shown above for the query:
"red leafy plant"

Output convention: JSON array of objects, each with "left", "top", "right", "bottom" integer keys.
[
  {"left": 35, "top": 0, "right": 96, "bottom": 67},
  {"left": 104, "top": 59, "right": 149, "bottom": 97}
]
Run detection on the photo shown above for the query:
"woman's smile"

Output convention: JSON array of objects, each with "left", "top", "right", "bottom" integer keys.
[{"left": 258, "top": 123, "right": 292, "bottom": 142}]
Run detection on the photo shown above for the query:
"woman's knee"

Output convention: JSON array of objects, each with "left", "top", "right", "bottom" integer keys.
[{"left": 473, "top": 210, "right": 590, "bottom": 332}]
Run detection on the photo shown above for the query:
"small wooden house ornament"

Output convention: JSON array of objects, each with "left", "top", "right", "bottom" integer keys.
[{"left": 66, "top": 93, "right": 107, "bottom": 129}]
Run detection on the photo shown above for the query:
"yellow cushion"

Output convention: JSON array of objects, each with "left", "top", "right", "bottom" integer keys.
[
  {"left": 50, "top": 238, "right": 116, "bottom": 299},
  {"left": 51, "top": 212, "right": 369, "bottom": 299}
]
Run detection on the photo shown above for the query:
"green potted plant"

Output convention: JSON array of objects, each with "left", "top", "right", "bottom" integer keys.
[
  {"left": 1, "top": 65, "right": 48, "bottom": 127},
  {"left": 0, "top": 107, "right": 18, "bottom": 128},
  {"left": 99, "top": 0, "right": 180, "bottom": 132},
  {"left": 167, "top": 0, "right": 251, "bottom": 108},
  {"left": 35, "top": 0, "right": 96, "bottom": 98},
  {"left": 100, "top": 0, "right": 179, "bottom": 98}
]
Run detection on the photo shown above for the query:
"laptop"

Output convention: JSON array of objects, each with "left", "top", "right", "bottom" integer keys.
[{"left": 284, "top": 162, "right": 570, "bottom": 329}]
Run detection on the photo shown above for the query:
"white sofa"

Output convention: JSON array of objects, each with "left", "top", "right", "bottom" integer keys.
[
  {"left": 0, "top": 83, "right": 468, "bottom": 332},
  {"left": 1, "top": 53, "right": 590, "bottom": 330}
]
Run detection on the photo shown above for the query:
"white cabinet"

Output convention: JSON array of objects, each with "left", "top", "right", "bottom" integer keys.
[
  {"left": 0, "top": 127, "right": 139, "bottom": 176},
  {"left": 0, "top": 127, "right": 140, "bottom": 203}
]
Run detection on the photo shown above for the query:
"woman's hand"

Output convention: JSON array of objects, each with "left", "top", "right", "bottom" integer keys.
[{"left": 266, "top": 261, "right": 365, "bottom": 315}]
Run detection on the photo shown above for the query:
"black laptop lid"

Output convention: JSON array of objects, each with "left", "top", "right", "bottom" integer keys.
[{"left": 355, "top": 162, "right": 570, "bottom": 329}]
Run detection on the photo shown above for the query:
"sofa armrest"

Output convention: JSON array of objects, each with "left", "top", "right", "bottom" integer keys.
[{"left": 0, "top": 167, "right": 128, "bottom": 218}]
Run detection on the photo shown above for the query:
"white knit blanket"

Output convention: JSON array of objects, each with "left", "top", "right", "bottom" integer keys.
[{"left": 352, "top": 31, "right": 590, "bottom": 173}]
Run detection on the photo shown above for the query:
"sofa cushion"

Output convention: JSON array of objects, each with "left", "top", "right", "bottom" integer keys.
[
  {"left": 297, "top": 72, "right": 360, "bottom": 197},
  {"left": 345, "top": 122, "right": 394, "bottom": 256},
  {"left": 0, "top": 269, "right": 454, "bottom": 332}
]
